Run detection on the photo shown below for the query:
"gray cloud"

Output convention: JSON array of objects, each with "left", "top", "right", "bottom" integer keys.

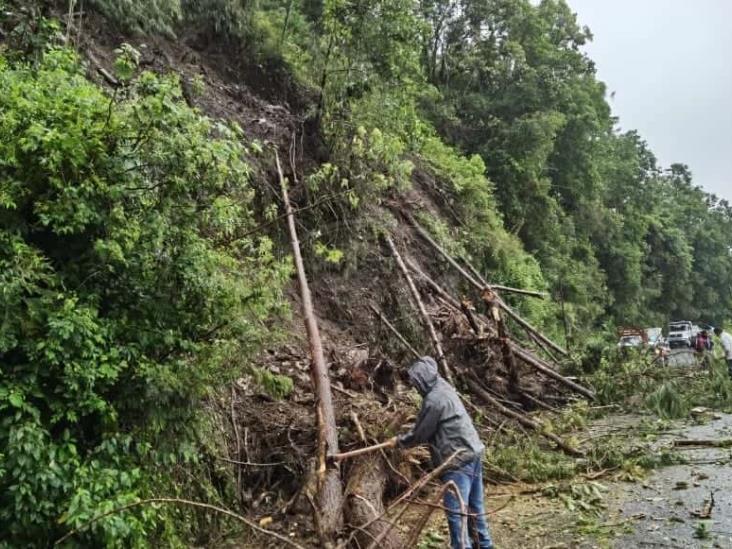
[{"left": 569, "top": 0, "right": 732, "bottom": 200}]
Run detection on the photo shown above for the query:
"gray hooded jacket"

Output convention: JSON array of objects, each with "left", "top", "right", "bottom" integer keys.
[{"left": 397, "top": 357, "right": 485, "bottom": 468}]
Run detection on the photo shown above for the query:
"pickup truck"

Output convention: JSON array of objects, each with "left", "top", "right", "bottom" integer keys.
[{"left": 668, "top": 321, "right": 695, "bottom": 349}]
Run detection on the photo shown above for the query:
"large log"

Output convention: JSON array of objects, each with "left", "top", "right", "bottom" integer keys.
[
  {"left": 276, "top": 151, "right": 343, "bottom": 540},
  {"left": 345, "top": 455, "right": 403, "bottom": 548},
  {"left": 386, "top": 236, "right": 453, "bottom": 383},
  {"left": 466, "top": 377, "right": 583, "bottom": 457}
]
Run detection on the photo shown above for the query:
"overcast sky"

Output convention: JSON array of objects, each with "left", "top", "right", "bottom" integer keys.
[{"left": 567, "top": 0, "right": 732, "bottom": 201}]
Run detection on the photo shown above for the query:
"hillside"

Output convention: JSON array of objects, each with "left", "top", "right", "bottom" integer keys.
[{"left": 2, "top": 0, "right": 732, "bottom": 547}]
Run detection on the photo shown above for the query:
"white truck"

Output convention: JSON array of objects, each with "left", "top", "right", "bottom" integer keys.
[{"left": 667, "top": 321, "right": 695, "bottom": 349}]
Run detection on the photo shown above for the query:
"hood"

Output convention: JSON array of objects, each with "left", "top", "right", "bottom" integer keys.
[{"left": 408, "top": 356, "right": 439, "bottom": 396}]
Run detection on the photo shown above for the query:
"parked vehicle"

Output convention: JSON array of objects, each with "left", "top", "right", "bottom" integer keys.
[
  {"left": 618, "top": 334, "right": 644, "bottom": 348},
  {"left": 646, "top": 327, "right": 663, "bottom": 346},
  {"left": 668, "top": 321, "right": 694, "bottom": 348},
  {"left": 617, "top": 327, "right": 646, "bottom": 349}
]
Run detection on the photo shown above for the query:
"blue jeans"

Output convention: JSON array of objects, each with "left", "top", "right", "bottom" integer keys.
[{"left": 441, "top": 456, "right": 494, "bottom": 549}]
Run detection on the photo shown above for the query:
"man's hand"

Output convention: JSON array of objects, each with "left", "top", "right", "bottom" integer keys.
[{"left": 386, "top": 436, "right": 398, "bottom": 448}]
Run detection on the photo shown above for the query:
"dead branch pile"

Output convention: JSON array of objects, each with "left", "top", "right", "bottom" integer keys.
[{"left": 372, "top": 212, "right": 595, "bottom": 457}]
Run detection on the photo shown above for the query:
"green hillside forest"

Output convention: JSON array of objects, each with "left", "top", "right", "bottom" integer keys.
[{"left": 1, "top": 0, "right": 731, "bottom": 546}]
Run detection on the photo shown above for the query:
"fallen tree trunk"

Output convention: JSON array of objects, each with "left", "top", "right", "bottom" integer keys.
[
  {"left": 463, "top": 258, "right": 547, "bottom": 299},
  {"left": 404, "top": 212, "right": 568, "bottom": 356},
  {"left": 466, "top": 377, "right": 583, "bottom": 457},
  {"left": 277, "top": 151, "right": 343, "bottom": 541},
  {"left": 508, "top": 343, "right": 595, "bottom": 400},
  {"left": 345, "top": 453, "right": 403, "bottom": 549},
  {"left": 496, "top": 295, "right": 568, "bottom": 357},
  {"left": 386, "top": 236, "right": 453, "bottom": 383},
  {"left": 673, "top": 439, "right": 732, "bottom": 448}
]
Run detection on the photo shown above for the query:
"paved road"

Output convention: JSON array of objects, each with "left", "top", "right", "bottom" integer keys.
[
  {"left": 666, "top": 348, "right": 699, "bottom": 368},
  {"left": 610, "top": 413, "right": 732, "bottom": 548}
]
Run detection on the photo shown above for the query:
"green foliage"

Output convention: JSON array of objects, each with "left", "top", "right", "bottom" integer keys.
[
  {"left": 0, "top": 48, "right": 288, "bottom": 545},
  {"left": 89, "top": 0, "right": 182, "bottom": 36},
  {"left": 250, "top": 368, "right": 294, "bottom": 399},
  {"left": 645, "top": 382, "right": 688, "bottom": 419},
  {"left": 694, "top": 521, "right": 711, "bottom": 540},
  {"left": 488, "top": 434, "right": 576, "bottom": 482}
]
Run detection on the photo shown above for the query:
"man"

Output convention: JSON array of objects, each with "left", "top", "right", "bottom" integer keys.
[
  {"left": 714, "top": 327, "right": 732, "bottom": 378},
  {"left": 393, "top": 356, "right": 493, "bottom": 549},
  {"left": 695, "top": 330, "right": 711, "bottom": 370}
]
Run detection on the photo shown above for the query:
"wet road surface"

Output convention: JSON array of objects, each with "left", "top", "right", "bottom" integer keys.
[{"left": 609, "top": 413, "right": 732, "bottom": 548}]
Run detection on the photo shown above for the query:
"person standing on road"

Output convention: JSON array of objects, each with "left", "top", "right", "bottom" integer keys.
[
  {"left": 695, "top": 330, "right": 712, "bottom": 370},
  {"left": 392, "top": 356, "right": 494, "bottom": 549},
  {"left": 714, "top": 327, "right": 732, "bottom": 378}
]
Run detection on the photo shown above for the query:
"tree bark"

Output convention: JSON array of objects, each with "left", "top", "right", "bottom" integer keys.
[
  {"left": 345, "top": 454, "right": 403, "bottom": 549},
  {"left": 485, "top": 291, "right": 520, "bottom": 393},
  {"left": 276, "top": 151, "right": 343, "bottom": 540},
  {"left": 385, "top": 236, "right": 453, "bottom": 383}
]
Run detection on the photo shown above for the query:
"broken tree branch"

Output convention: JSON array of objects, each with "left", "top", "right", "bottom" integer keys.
[
  {"left": 330, "top": 439, "right": 396, "bottom": 462},
  {"left": 362, "top": 451, "right": 463, "bottom": 549},
  {"left": 466, "top": 377, "right": 583, "bottom": 457},
  {"left": 385, "top": 236, "right": 453, "bottom": 383},
  {"left": 673, "top": 439, "right": 732, "bottom": 448},
  {"left": 508, "top": 342, "right": 595, "bottom": 400},
  {"left": 276, "top": 149, "right": 343, "bottom": 538},
  {"left": 368, "top": 303, "right": 421, "bottom": 359},
  {"left": 460, "top": 299, "right": 483, "bottom": 336}
]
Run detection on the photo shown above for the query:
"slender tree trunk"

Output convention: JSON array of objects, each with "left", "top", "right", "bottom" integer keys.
[
  {"left": 385, "top": 236, "right": 453, "bottom": 383},
  {"left": 276, "top": 151, "right": 343, "bottom": 541},
  {"left": 280, "top": 0, "right": 295, "bottom": 45}
]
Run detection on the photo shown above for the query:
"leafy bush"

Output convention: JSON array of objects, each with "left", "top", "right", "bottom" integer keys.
[{"left": 0, "top": 48, "right": 288, "bottom": 545}]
